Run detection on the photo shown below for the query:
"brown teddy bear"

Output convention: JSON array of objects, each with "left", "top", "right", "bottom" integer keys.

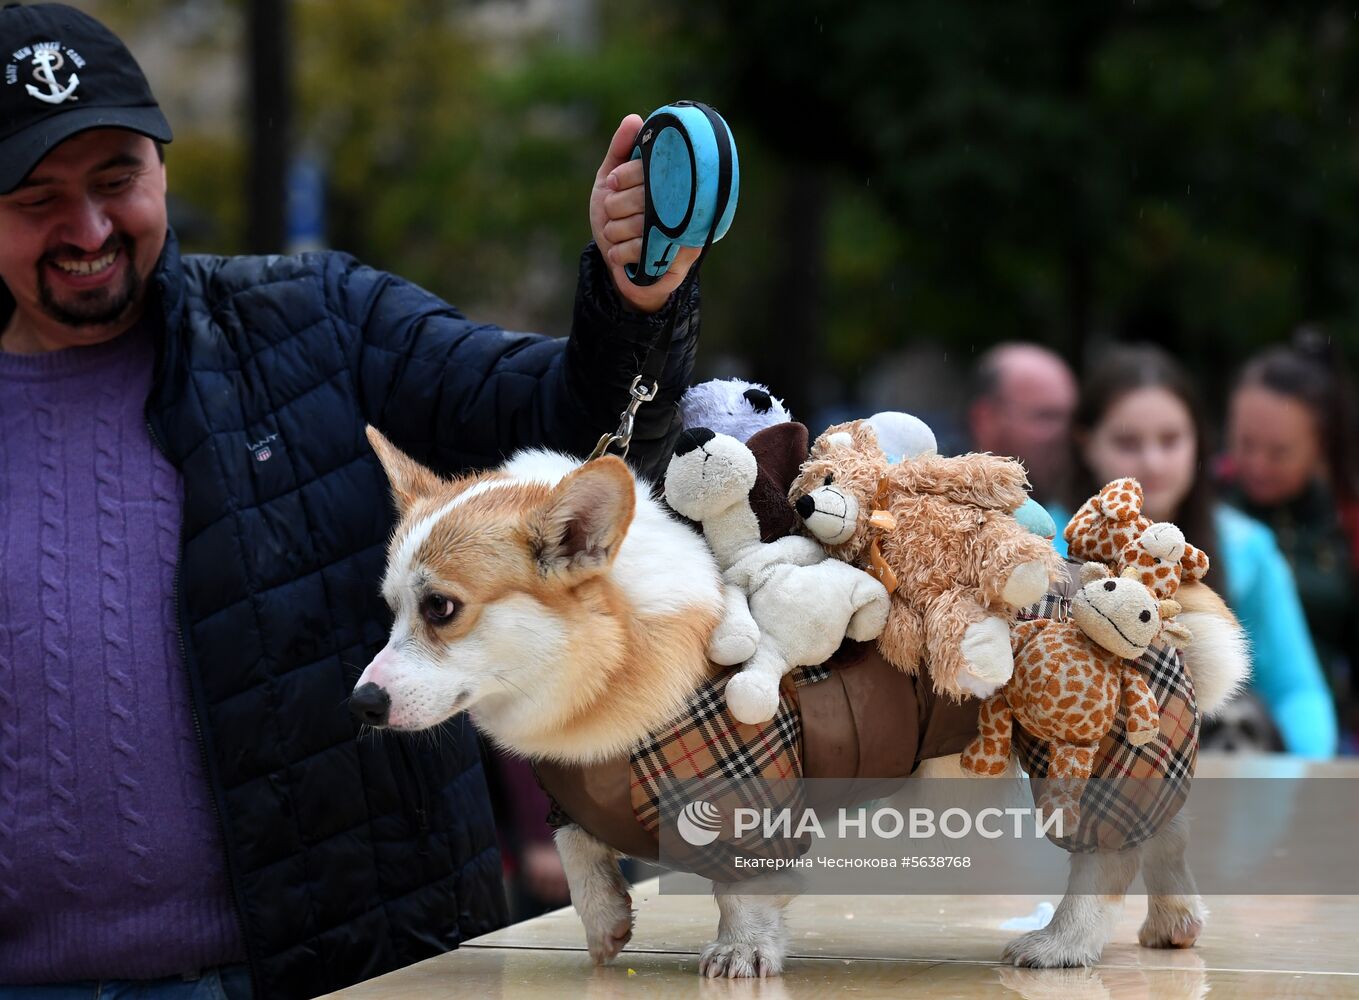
[{"left": 789, "top": 419, "right": 1064, "bottom": 701}]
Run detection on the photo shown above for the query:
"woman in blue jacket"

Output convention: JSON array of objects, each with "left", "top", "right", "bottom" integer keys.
[{"left": 1049, "top": 344, "right": 1337, "bottom": 757}]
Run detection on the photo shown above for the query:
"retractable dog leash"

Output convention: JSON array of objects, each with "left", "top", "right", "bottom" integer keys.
[
  {"left": 590, "top": 101, "right": 739, "bottom": 461},
  {"left": 625, "top": 101, "right": 739, "bottom": 288}
]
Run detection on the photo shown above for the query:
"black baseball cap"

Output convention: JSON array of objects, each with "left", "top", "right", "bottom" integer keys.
[{"left": 1, "top": 2, "right": 172, "bottom": 193}]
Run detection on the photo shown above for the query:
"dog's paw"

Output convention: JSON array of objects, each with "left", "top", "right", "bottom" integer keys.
[
  {"left": 699, "top": 941, "right": 784, "bottom": 978},
  {"left": 587, "top": 909, "right": 634, "bottom": 965},
  {"left": 1002, "top": 926, "right": 1102, "bottom": 968},
  {"left": 1139, "top": 896, "right": 1206, "bottom": 949},
  {"left": 995, "top": 966, "right": 1108, "bottom": 995},
  {"left": 725, "top": 672, "right": 779, "bottom": 725},
  {"left": 581, "top": 889, "right": 634, "bottom": 965}
]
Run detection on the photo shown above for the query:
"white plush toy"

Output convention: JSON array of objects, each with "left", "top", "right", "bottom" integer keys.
[
  {"left": 679, "top": 378, "right": 793, "bottom": 442},
  {"left": 664, "top": 427, "right": 892, "bottom": 724},
  {"left": 860, "top": 410, "right": 938, "bottom": 463}
]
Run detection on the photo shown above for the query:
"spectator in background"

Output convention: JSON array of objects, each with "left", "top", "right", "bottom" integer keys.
[
  {"left": 1221, "top": 330, "right": 1359, "bottom": 751},
  {"left": 967, "top": 342, "right": 1078, "bottom": 504},
  {"left": 1046, "top": 343, "right": 1337, "bottom": 758}
]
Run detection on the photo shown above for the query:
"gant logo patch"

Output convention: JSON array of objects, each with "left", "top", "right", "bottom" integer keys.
[
  {"left": 6, "top": 41, "right": 84, "bottom": 105},
  {"left": 247, "top": 433, "right": 279, "bottom": 463}
]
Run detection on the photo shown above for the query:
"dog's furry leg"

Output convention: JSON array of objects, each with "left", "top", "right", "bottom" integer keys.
[
  {"left": 1137, "top": 811, "right": 1206, "bottom": 949},
  {"left": 918, "top": 753, "right": 1138, "bottom": 968},
  {"left": 700, "top": 876, "right": 796, "bottom": 978},
  {"left": 555, "top": 824, "right": 634, "bottom": 965},
  {"left": 1003, "top": 845, "right": 1142, "bottom": 968}
]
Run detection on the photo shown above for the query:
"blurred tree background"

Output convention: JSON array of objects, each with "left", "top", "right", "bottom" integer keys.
[{"left": 82, "top": 0, "right": 1359, "bottom": 431}]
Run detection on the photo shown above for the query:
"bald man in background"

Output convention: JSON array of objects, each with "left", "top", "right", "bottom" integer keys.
[{"left": 967, "top": 342, "right": 1078, "bottom": 503}]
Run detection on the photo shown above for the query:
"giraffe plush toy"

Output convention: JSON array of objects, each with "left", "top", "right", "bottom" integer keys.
[
  {"left": 1064, "top": 478, "right": 1210, "bottom": 598},
  {"left": 1120, "top": 521, "right": 1202, "bottom": 600},
  {"left": 961, "top": 562, "right": 1191, "bottom": 825}
]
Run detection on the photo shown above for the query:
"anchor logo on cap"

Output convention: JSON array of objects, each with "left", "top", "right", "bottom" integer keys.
[{"left": 23, "top": 44, "right": 81, "bottom": 105}]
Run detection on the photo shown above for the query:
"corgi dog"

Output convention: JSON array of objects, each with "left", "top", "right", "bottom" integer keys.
[
  {"left": 354, "top": 428, "right": 1250, "bottom": 978},
  {"left": 351, "top": 428, "right": 723, "bottom": 763}
]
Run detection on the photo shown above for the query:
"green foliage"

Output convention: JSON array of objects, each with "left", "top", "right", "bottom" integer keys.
[
  {"left": 693, "top": 0, "right": 1359, "bottom": 389},
  {"left": 291, "top": 0, "right": 701, "bottom": 330}
]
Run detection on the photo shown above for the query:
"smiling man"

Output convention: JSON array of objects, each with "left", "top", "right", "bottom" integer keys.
[
  {"left": 0, "top": 4, "right": 703, "bottom": 999},
  {"left": 0, "top": 130, "right": 167, "bottom": 350}
]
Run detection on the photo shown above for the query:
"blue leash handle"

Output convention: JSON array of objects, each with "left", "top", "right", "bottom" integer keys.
[{"left": 625, "top": 100, "right": 739, "bottom": 286}]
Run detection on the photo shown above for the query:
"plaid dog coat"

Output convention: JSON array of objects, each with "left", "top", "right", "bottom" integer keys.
[
  {"left": 536, "top": 579, "right": 1199, "bottom": 863},
  {"left": 535, "top": 639, "right": 980, "bottom": 864}
]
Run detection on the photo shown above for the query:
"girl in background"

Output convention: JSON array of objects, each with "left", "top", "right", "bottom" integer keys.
[{"left": 1048, "top": 343, "right": 1337, "bottom": 758}]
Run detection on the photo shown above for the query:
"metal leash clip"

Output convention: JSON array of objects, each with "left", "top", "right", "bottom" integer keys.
[{"left": 589, "top": 375, "right": 659, "bottom": 461}]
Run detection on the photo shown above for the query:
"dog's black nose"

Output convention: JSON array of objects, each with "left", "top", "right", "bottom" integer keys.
[
  {"left": 350, "top": 682, "right": 391, "bottom": 726},
  {"left": 742, "top": 387, "right": 773, "bottom": 413},
  {"left": 675, "top": 427, "right": 715, "bottom": 456},
  {"left": 795, "top": 494, "right": 815, "bottom": 519}
]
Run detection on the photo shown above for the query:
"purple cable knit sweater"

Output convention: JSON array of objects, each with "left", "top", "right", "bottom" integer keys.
[{"left": 0, "top": 323, "right": 244, "bottom": 983}]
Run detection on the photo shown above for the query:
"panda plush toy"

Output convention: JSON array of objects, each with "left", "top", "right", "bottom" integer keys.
[{"left": 678, "top": 378, "right": 792, "bottom": 442}]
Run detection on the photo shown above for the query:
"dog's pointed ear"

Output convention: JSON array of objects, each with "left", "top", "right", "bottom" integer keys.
[
  {"left": 531, "top": 456, "right": 636, "bottom": 581},
  {"left": 367, "top": 426, "right": 441, "bottom": 514}
]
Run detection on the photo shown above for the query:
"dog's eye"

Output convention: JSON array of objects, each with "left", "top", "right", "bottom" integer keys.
[
  {"left": 421, "top": 594, "right": 461, "bottom": 625},
  {"left": 823, "top": 474, "right": 834, "bottom": 486},
  {"left": 1139, "top": 610, "right": 1152, "bottom": 623}
]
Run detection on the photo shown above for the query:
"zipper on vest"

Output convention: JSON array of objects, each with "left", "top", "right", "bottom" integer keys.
[{"left": 145, "top": 413, "right": 262, "bottom": 998}]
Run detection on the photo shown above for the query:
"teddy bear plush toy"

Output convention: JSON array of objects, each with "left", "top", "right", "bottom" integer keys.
[
  {"left": 663, "top": 427, "right": 892, "bottom": 724},
  {"left": 1065, "top": 478, "right": 1210, "bottom": 598},
  {"left": 961, "top": 562, "right": 1190, "bottom": 824},
  {"left": 789, "top": 417, "right": 1064, "bottom": 701}
]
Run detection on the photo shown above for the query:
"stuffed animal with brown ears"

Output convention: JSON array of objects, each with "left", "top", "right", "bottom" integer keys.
[
  {"left": 664, "top": 427, "right": 891, "bottom": 724},
  {"left": 789, "top": 417, "right": 1065, "bottom": 702},
  {"left": 961, "top": 562, "right": 1191, "bottom": 825},
  {"left": 1065, "top": 479, "right": 1210, "bottom": 595},
  {"left": 1119, "top": 520, "right": 1204, "bottom": 602}
]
